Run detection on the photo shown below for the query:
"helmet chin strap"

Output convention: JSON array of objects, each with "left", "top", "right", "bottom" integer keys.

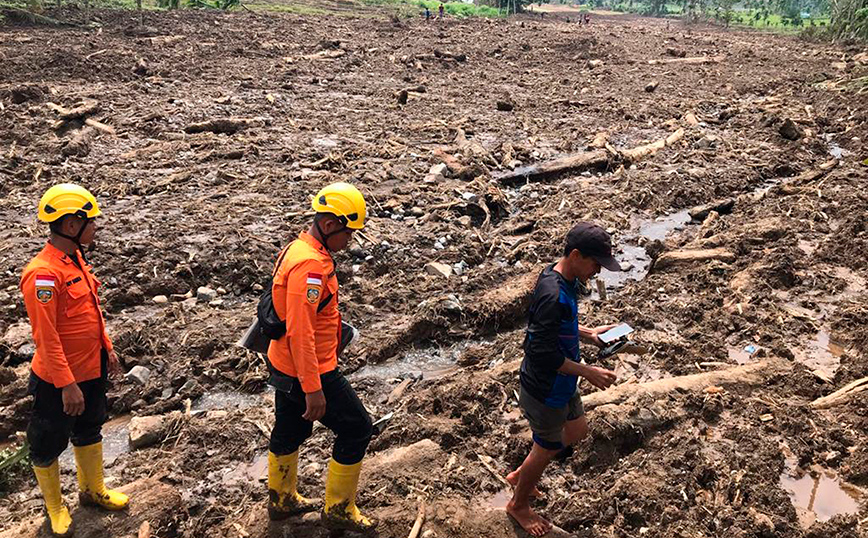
[
  {"left": 55, "top": 218, "right": 92, "bottom": 267},
  {"left": 313, "top": 217, "right": 347, "bottom": 255}
]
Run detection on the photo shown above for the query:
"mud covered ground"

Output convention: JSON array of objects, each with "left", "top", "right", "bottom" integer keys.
[{"left": 1, "top": 5, "right": 867, "bottom": 538}]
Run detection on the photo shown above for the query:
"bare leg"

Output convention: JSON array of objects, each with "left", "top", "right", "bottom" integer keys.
[
  {"left": 506, "top": 443, "right": 558, "bottom": 537},
  {"left": 506, "top": 416, "right": 588, "bottom": 495}
]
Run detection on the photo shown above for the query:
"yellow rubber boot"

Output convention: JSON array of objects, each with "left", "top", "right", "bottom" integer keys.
[
  {"left": 73, "top": 442, "right": 129, "bottom": 511},
  {"left": 267, "top": 451, "right": 317, "bottom": 520},
  {"left": 322, "top": 459, "right": 377, "bottom": 533},
  {"left": 32, "top": 461, "right": 73, "bottom": 537}
]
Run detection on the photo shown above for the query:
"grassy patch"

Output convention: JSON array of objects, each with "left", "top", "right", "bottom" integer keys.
[
  {"left": 359, "top": 0, "right": 503, "bottom": 18},
  {"left": 0, "top": 443, "right": 30, "bottom": 494}
]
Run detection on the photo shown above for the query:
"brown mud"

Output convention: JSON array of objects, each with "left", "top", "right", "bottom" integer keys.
[{"left": 1, "top": 5, "right": 867, "bottom": 538}]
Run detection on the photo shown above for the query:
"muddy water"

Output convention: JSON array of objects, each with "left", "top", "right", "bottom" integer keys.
[
  {"left": 351, "top": 342, "right": 485, "bottom": 380},
  {"left": 595, "top": 210, "right": 692, "bottom": 294},
  {"left": 780, "top": 457, "right": 863, "bottom": 529},
  {"left": 59, "top": 414, "right": 131, "bottom": 468},
  {"left": 223, "top": 452, "right": 268, "bottom": 486},
  {"left": 486, "top": 488, "right": 513, "bottom": 509}
]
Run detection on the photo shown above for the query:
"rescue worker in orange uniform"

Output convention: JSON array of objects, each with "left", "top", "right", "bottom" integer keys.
[
  {"left": 265, "top": 183, "right": 375, "bottom": 533},
  {"left": 21, "top": 184, "right": 129, "bottom": 537}
]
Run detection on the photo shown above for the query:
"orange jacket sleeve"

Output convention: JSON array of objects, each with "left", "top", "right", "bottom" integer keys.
[
  {"left": 21, "top": 269, "right": 76, "bottom": 388},
  {"left": 284, "top": 259, "right": 326, "bottom": 393}
]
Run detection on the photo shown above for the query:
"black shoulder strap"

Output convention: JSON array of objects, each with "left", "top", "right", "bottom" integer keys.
[
  {"left": 317, "top": 292, "right": 334, "bottom": 313},
  {"left": 271, "top": 244, "right": 291, "bottom": 278}
]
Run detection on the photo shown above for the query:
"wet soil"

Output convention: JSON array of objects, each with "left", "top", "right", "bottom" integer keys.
[{"left": 1, "top": 5, "right": 867, "bottom": 538}]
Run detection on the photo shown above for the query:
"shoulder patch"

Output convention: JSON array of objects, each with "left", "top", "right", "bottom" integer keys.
[
  {"left": 306, "top": 272, "right": 323, "bottom": 286},
  {"left": 35, "top": 274, "right": 56, "bottom": 304},
  {"left": 306, "top": 285, "right": 321, "bottom": 304}
]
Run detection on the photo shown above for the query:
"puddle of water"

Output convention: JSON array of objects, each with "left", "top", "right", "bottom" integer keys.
[
  {"left": 192, "top": 391, "right": 264, "bottom": 412},
  {"left": 487, "top": 488, "right": 513, "bottom": 509},
  {"left": 791, "top": 329, "right": 846, "bottom": 375},
  {"left": 636, "top": 210, "right": 692, "bottom": 242},
  {"left": 727, "top": 345, "right": 760, "bottom": 365},
  {"left": 59, "top": 414, "right": 131, "bottom": 468},
  {"left": 223, "top": 452, "right": 268, "bottom": 486},
  {"left": 352, "top": 342, "right": 481, "bottom": 381},
  {"left": 595, "top": 210, "right": 693, "bottom": 296},
  {"left": 780, "top": 458, "right": 862, "bottom": 529}
]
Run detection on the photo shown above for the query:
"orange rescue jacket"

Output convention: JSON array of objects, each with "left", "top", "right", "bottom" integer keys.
[
  {"left": 267, "top": 232, "right": 341, "bottom": 393},
  {"left": 20, "top": 242, "right": 113, "bottom": 388}
]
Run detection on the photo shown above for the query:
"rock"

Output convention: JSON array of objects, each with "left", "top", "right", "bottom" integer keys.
[
  {"left": 453, "top": 261, "right": 468, "bottom": 276},
  {"left": 779, "top": 118, "right": 803, "bottom": 141},
  {"left": 429, "top": 163, "right": 448, "bottom": 179},
  {"left": 688, "top": 198, "right": 735, "bottom": 220},
  {"left": 408, "top": 206, "right": 425, "bottom": 217},
  {"left": 2, "top": 322, "right": 31, "bottom": 350},
  {"left": 387, "top": 378, "right": 413, "bottom": 404},
  {"left": 694, "top": 134, "right": 720, "bottom": 149},
  {"left": 132, "top": 399, "right": 147, "bottom": 411},
  {"left": 665, "top": 47, "right": 686, "bottom": 58},
  {"left": 422, "top": 531, "right": 437, "bottom": 538},
  {"left": 396, "top": 89, "right": 409, "bottom": 105},
  {"left": 496, "top": 100, "right": 514, "bottom": 112},
  {"left": 133, "top": 58, "right": 149, "bottom": 76},
  {"left": 152, "top": 295, "right": 168, "bottom": 304},
  {"left": 182, "top": 297, "right": 198, "bottom": 310},
  {"left": 125, "top": 365, "right": 152, "bottom": 385},
  {"left": 644, "top": 80, "right": 659, "bottom": 92},
  {"left": 655, "top": 248, "right": 735, "bottom": 270},
  {"left": 424, "top": 262, "right": 453, "bottom": 279},
  {"left": 129, "top": 413, "right": 174, "bottom": 449},
  {"left": 457, "top": 216, "right": 472, "bottom": 228},
  {"left": 588, "top": 59, "right": 604, "bottom": 68},
  {"left": 440, "top": 294, "right": 462, "bottom": 313},
  {"left": 197, "top": 286, "right": 217, "bottom": 302},
  {"left": 160, "top": 388, "right": 174, "bottom": 400}
]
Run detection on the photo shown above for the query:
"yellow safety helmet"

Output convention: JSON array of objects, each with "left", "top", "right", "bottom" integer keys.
[
  {"left": 38, "top": 183, "right": 102, "bottom": 223},
  {"left": 311, "top": 182, "right": 366, "bottom": 230}
]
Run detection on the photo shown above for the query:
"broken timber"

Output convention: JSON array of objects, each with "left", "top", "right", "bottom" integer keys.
[
  {"left": 811, "top": 377, "right": 868, "bottom": 409},
  {"left": 647, "top": 55, "right": 725, "bottom": 65},
  {"left": 583, "top": 359, "right": 787, "bottom": 410},
  {"left": 494, "top": 149, "right": 609, "bottom": 184},
  {"left": 494, "top": 129, "right": 684, "bottom": 185}
]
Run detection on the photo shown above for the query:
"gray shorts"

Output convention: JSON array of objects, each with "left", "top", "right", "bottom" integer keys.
[{"left": 519, "top": 386, "right": 584, "bottom": 449}]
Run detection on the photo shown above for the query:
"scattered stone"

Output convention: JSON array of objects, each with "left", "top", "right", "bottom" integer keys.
[
  {"left": 133, "top": 58, "right": 149, "bottom": 76},
  {"left": 779, "top": 118, "right": 803, "bottom": 141},
  {"left": 125, "top": 365, "right": 152, "bottom": 385},
  {"left": 461, "top": 192, "right": 478, "bottom": 202},
  {"left": 665, "top": 47, "right": 687, "bottom": 58},
  {"left": 453, "top": 260, "right": 468, "bottom": 276},
  {"left": 694, "top": 134, "right": 720, "bottom": 149},
  {"left": 209, "top": 299, "right": 224, "bottom": 307},
  {"left": 689, "top": 198, "right": 735, "bottom": 221},
  {"left": 457, "top": 216, "right": 472, "bottom": 228},
  {"left": 644, "top": 80, "right": 659, "bottom": 92},
  {"left": 152, "top": 295, "right": 168, "bottom": 304},
  {"left": 129, "top": 413, "right": 175, "bottom": 450},
  {"left": 197, "top": 286, "right": 217, "bottom": 302},
  {"left": 422, "top": 531, "right": 437, "bottom": 538},
  {"left": 131, "top": 399, "right": 147, "bottom": 411},
  {"left": 160, "top": 388, "right": 173, "bottom": 400},
  {"left": 496, "top": 100, "right": 514, "bottom": 112},
  {"left": 396, "top": 89, "right": 409, "bottom": 105},
  {"left": 588, "top": 59, "right": 604, "bottom": 68},
  {"left": 424, "top": 262, "right": 453, "bottom": 279}
]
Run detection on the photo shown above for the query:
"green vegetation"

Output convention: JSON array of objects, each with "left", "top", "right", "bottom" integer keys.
[
  {"left": 0, "top": 443, "right": 30, "bottom": 493},
  {"left": 359, "top": 0, "right": 503, "bottom": 17}
]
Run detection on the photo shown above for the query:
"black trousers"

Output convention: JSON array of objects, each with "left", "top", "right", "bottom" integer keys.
[
  {"left": 27, "top": 352, "right": 108, "bottom": 467},
  {"left": 269, "top": 369, "right": 372, "bottom": 466}
]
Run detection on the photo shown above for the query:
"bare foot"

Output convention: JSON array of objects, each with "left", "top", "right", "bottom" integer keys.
[
  {"left": 506, "top": 500, "right": 552, "bottom": 537},
  {"left": 505, "top": 470, "right": 542, "bottom": 498}
]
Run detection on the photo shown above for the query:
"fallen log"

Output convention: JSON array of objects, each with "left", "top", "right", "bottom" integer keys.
[
  {"left": 811, "top": 377, "right": 868, "bottom": 409},
  {"left": 84, "top": 118, "right": 116, "bottom": 135},
  {"left": 47, "top": 100, "right": 99, "bottom": 121},
  {"left": 583, "top": 359, "right": 785, "bottom": 410},
  {"left": 407, "top": 499, "right": 426, "bottom": 538},
  {"left": 621, "top": 128, "right": 684, "bottom": 162},
  {"left": 184, "top": 117, "right": 265, "bottom": 135},
  {"left": 494, "top": 149, "right": 609, "bottom": 184},
  {"left": 654, "top": 247, "right": 735, "bottom": 270},
  {"left": 647, "top": 54, "right": 725, "bottom": 65},
  {"left": 434, "top": 49, "right": 467, "bottom": 62}
]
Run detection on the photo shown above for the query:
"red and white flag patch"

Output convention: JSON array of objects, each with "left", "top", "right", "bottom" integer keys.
[
  {"left": 35, "top": 274, "right": 55, "bottom": 304},
  {"left": 306, "top": 272, "right": 323, "bottom": 286}
]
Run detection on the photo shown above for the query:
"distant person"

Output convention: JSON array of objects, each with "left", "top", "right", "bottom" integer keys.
[
  {"left": 584, "top": 12, "right": 590, "bottom": 24},
  {"left": 22, "top": 184, "right": 129, "bottom": 537},
  {"left": 425, "top": 6, "right": 431, "bottom": 20},
  {"left": 438, "top": 3, "right": 444, "bottom": 18},
  {"left": 505, "top": 223, "right": 621, "bottom": 536}
]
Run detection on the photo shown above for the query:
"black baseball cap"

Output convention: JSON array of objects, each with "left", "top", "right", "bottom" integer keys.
[{"left": 565, "top": 222, "right": 622, "bottom": 272}]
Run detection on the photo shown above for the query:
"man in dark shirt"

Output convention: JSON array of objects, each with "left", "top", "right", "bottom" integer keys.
[{"left": 506, "top": 222, "right": 621, "bottom": 536}]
